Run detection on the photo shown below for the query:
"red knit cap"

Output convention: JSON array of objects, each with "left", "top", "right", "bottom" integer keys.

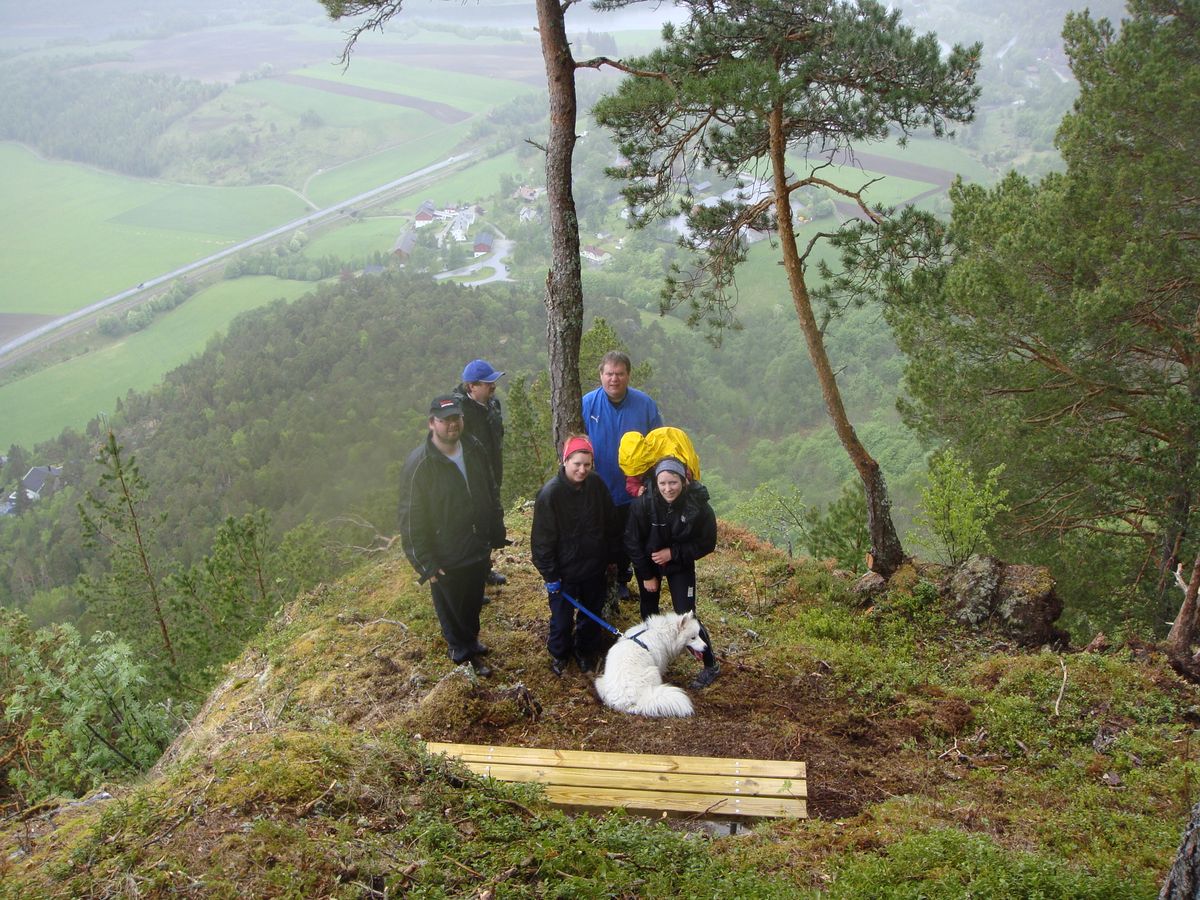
[{"left": 562, "top": 435, "right": 594, "bottom": 463}]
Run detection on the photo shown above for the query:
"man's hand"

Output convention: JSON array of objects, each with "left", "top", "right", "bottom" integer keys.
[
  {"left": 642, "top": 577, "right": 659, "bottom": 592},
  {"left": 650, "top": 547, "right": 672, "bottom": 566}
]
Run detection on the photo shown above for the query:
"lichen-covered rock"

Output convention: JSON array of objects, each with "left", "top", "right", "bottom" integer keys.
[
  {"left": 946, "top": 555, "right": 1004, "bottom": 627},
  {"left": 944, "top": 555, "right": 1065, "bottom": 647}
]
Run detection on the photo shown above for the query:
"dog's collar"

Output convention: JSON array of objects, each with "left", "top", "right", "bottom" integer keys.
[{"left": 624, "top": 627, "right": 650, "bottom": 651}]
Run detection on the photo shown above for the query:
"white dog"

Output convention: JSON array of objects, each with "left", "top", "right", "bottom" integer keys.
[{"left": 595, "top": 612, "right": 708, "bottom": 718}]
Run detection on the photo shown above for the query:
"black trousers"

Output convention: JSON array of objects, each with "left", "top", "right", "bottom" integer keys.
[
  {"left": 548, "top": 572, "right": 607, "bottom": 660},
  {"left": 430, "top": 559, "right": 490, "bottom": 663},
  {"left": 635, "top": 562, "right": 716, "bottom": 668},
  {"left": 614, "top": 503, "right": 633, "bottom": 580}
]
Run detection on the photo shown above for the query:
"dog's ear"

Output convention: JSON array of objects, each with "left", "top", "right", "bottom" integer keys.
[{"left": 679, "top": 611, "right": 695, "bottom": 627}]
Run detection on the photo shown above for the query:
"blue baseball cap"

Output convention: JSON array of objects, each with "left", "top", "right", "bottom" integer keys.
[{"left": 462, "top": 359, "right": 504, "bottom": 383}]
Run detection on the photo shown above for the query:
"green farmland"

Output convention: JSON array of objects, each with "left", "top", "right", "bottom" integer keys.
[
  {"left": 0, "top": 143, "right": 309, "bottom": 318},
  {"left": 306, "top": 130, "right": 468, "bottom": 208},
  {"left": 392, "top": 150, "right": 525, "bottom": 208},
  {"left": 290, "top": 58, "right": 539, "bottom": 115},
  {"left": 302, "top": 216, "right": 409, "bottom": 261},
  {"left": 0, "top": 277, "right": 317, "bottom": 451},
  {"left": 232, "top": 77, "right": 432, "bottom": 128}
]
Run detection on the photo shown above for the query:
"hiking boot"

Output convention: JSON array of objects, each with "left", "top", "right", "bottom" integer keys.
[
  {"left": 688, "top": 664, "right": 721, "bottom": 690},
  {"left": 469, "top": 657, "right": 493, "bottom": 678},
  {"left": 471, "top": 641, "right": 490, "bottom": 656},
  {"left": 486, "top": 570, "right": 507, "bottom": 586},
  {"left": 550, "top": 656, "right": 570, "bottom": 677},
  {"left": 617, "top": 582, "right": 631, "bottom": 602},
  {"left": 574, "top": 651, "right": 593, "bottom": 674}
]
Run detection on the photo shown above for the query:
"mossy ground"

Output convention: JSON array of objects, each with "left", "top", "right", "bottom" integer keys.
[{"left": 2, "top": 510, "right": 1196, "bottom": 897}]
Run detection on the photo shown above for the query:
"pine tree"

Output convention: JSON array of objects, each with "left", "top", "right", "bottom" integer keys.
[
  {"left": 503, "top": 373, "right": 555, "bottom": 503},
  {"left": 578, "top": 316, "right": 652, "bottom": 393},
  {"left": 594, "top": 0, "right": 979, "bottom": 576},
  {"left": 77, "top": 430, "right": 178, "bottom": 673},
  {"left": 890, "top": 0, "right": 1199, "bottom": 615}
]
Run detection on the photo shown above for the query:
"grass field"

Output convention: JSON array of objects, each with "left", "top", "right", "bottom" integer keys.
[
  {"left": 723, "top": 224, "right": 846, "bottom": 317},
  {"left": 291, "top": 58, "right": 538, "bottom": 114},
  {"left": 0, "top": 143, "right": 310, "bottom": 318},
  {"left": 112, "top": 184, "right": 307, "bottom": 235},
  {"left": 233, "top": 78, "right": 431, "bottom": 127},
  {"left": 822, "top": 168, "right": 941, "bottom": 207},
  {"left": 284, "top": 21, "right": 532, "bottom": 47},
  {"left": 302, "top": 216, "right": 410, "bottom": 260},
  {"left": 306, "top": 129, "right": 469, "bottom": 207},
  {"left": 392, "top": 150, "right": 522, "bottom": 207},
  {"left": 0, "top": 277, "right": 318, "bottom": 451},
  {"left": 863, "top": 135, "right": 994, "bottom": 184}
]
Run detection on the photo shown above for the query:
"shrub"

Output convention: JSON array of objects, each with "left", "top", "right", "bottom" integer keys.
[{"left": 914, "top": 448, "right": 1009, "bottom": 567}]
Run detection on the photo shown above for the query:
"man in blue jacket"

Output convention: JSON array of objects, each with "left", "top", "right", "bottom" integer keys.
[
  {"left": 582, "top": 350, "right": 663, "bottom": 600},
  {"left": 398, "top": 395, "right": 507, "bottom": 676}
]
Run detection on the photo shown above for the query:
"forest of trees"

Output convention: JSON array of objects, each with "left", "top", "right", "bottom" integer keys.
[
  {"left": 0, "top": 57, "right": 222, "bottom": 177},
  {"left": 892, "top": 0, "right": 1199, "bottom": 630}
]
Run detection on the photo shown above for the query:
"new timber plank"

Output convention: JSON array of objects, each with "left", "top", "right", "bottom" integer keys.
[
  {"left": 450, "top": 761, "right": 804, "bottom": 799},
  {"left": 425, "top": 742, "right": 806, "bottom": 780},
  {"left": 542, "top": 786, "right": 806, "bottom": 819},
  {"left": 424, "top": 741, "right": 808, "bottom": 821}
]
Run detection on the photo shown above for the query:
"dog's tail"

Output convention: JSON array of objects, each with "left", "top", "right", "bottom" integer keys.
[{"left": 631, "top": 684, "right": 695, "bottom": 718}]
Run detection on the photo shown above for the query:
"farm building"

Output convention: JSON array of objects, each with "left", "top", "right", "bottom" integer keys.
[
  {"left": 393, "top": 230, "right": 418, "bottom": 260},
  {"left": 414, "top": 200, "right": 437, "bottom": 227},
  {"left": 581, "top": 246, "right": 612, "bottom": 264}
]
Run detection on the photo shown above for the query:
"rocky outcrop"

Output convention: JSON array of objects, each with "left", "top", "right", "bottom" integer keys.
[{"left": 943, "top": 555, "right": 1067, "bottom": 648}]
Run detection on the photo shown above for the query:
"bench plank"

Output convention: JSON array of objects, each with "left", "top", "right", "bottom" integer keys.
[
  {"left": 426, "top": 742, "right": 806, "bottom": 780},
  {"left": 458, "top": 761, "right": 804, "bottom": 797},
  {"left": 424, "top": 741, "right": 807, "bottom": 821},
  {"left": 542, "top": 786, "right": 805, "bottom": 819}
]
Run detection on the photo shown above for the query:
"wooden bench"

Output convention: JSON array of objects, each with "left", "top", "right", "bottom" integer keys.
[{"left": 424, "top": 742, "right": 807, "bottom": 824}]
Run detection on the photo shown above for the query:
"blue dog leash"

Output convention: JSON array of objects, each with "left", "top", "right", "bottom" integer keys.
[{"left": 558, "top": 588, "right": 649, "bottom": 650}]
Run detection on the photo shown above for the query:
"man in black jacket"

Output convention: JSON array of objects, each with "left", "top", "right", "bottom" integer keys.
[
  {"left": 452, "top": 358, "right": 507, "bottom": 586},
  {"left": 398, "top": 395, "right": 507, "bottom": 676}
]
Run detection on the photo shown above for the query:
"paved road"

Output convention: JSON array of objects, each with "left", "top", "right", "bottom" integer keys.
[
  {"left": 0, "top": 152, "right": 474, "bottom": 364},
  {"left": 434, "top": 238, "right": 516, "bottom": 286}
]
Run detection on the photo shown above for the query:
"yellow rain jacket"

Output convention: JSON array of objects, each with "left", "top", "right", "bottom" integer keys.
[{"left": 618, "top": 426, "right": 701, "bottom": 481}]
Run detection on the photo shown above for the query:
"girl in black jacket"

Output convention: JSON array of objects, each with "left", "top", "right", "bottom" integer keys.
[
  {"left": 532, "top": 435, "right": 621, "bottom": 676},
  {"left": 624, "top": 456, "right": 721, "bottom": 688}
]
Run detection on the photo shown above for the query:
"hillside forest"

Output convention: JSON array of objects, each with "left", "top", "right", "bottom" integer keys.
[{"left": 0, "top": 0, "right": 1197, "bottom": 878}]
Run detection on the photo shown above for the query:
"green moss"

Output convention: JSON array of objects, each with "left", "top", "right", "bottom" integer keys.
[
  {"left": 3, "top": 516, "right": 1196, "bottom": 897},
  {"left": 824, "top": 828, "right": 1147, "bottom": 899}
]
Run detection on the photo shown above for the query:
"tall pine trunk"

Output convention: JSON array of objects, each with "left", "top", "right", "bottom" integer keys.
[
  {"left": 1161, "top": 797, "right": 1200, "bottom": 899},
  {"left": 536, "top": 0, "right": 585, "bottom": 447},
  {"left": 767, "top": 107, "right": 905, "bottom": 577}
]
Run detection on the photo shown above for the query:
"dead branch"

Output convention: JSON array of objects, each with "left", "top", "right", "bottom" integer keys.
[
  {"left": 326, "top": 515, "right": 398, "bottom": 555},
  {"left": 1053, "top": 656, "right": 1067, "bottom": 716}
]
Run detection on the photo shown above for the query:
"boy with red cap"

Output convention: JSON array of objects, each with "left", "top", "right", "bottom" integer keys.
[{"left": 531, "top": 435, "right": 621, "bottom": 676}]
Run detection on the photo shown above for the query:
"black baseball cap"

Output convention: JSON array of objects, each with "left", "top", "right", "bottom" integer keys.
[{"left": 429, "top": 395, "right": 463, "bottom": 418}]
